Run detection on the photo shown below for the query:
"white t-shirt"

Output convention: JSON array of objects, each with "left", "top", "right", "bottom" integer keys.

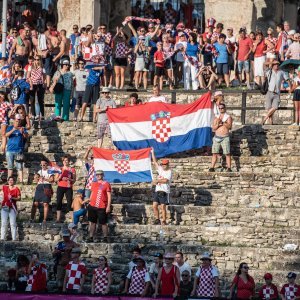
[
  {"left": 195, "top": 265, "right": 219, "bottom": 278},
  {"left": 73, "top": 69, "right": 89, "bottom": 91},
  {"left": 294, "top": 76, "right": 300, "bottom": 90},
  {"left": 155, "top": 166, "right": 172, "bottom": 194},
  {"left": 127, "top": 267, "right": 151, "bottom": 282},
  {"left": 128, "top": 261, "right": 136, "bottom": 270},
  {"left": 149, "top": 262, "right": 159, "bottom": 275},
  {"left": 175, "top": 261, "right": 192, "bottom": 276},
  {"left": 37, "top": 169, "right": 53, "bottom": 184},
  {"left": 149, "top": 95, "right": 167, "bottom": 103}
]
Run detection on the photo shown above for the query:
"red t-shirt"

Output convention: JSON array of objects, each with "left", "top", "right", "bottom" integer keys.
[
  {"left": 232, "top": 275, "right": 255, "bottom": 299},
  {"left": 254, "top": 40, "right": 267, "bottom": 57},
  {"left": 238, "top": 37, "right": 253, "bottom": 61},
  {"left": 58, "top": 167, "right": 76, "bottom": 188},
  {"left": 154, "top": 50, "right": 165, "bottom": 68},
  {"left": 2, "top": 185, "right": 21, "bottom": 209},
  {"left": 89, "top": 181, "right": 111, "bottom": 209},
  {"left": 259, "top": 284, "right": 279, "bottom": 299}
]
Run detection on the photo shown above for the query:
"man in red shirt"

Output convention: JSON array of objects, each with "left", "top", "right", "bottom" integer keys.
[
  {"left": 237, "top": 28, "right": 253, "bottom": 89},
  {"left": 86, "top": 169, "right": 111, "bottom": 242}
]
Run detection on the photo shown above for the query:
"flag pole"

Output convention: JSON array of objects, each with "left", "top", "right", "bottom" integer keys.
[{"left": 2, "top": 0, "right": 8, "bottom": 58}]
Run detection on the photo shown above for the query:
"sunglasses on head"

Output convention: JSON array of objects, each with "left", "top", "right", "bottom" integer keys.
[{"left": 243, "top": 266, "right": 249, "bottom": 269}]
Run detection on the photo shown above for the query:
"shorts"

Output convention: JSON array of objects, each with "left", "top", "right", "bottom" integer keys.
[
  {"left": 266, "top": 52, "right": 276, "bottom": 59},
  {"left": 56, "top": 265, "right": 66, "bottom": 288},
  {"left": 155, "top": 66, "right": 165, "bottom": 76},
  {"left": 153, "top": 191, "right": 169, "bottom": 205},
  {"left": 212, "top": 135, "right": 231, "bottom": 155},
  {"left": 43, "top": 55, "right": 54, "bottom": 76},
  {"left": 6, "top": 152, "right": 23, "bottom": 171},
  {"left": 74, "top": 91, "right": 85, "bottom": 107},
  {"left": 83, "top": 84, "right": 100, "bottom": 105},
  {"left": 97, "top": 122, "right": 110, "bottom": 139},
  {"left": 293, "top": 89, "right": 300, "bottom": 101},
  {"left": 228, "top": 55, "right": 234, "bottom": 70},
  {"left": 265, "top": 91, "right": 280, "bottom": 110},
  {"left": 15, "top": 55, "right": 28, "bottom": 68},
  {"left": 216, "top": 63, "right": 229, "bottom": 75},
  {"left": 237, "top": 60, "right": 250, "bottom": 73},
  {"left": 34, "top": 183, "right": 52, "bottom": 203},
  {"left": 165, "top": 58, "right": 173, "bottom": 70},
  {"left": 114, "top": 57, "right": 127, "bottom": 67},
  {"left": 88, "top": 205, "right": 108, "bottom": 224},
  {"left": 135, "top": 57, "right": 148, "bottom": 72},
  {"left": 254, "top": 56, "right": 266, "bottom": 77}
]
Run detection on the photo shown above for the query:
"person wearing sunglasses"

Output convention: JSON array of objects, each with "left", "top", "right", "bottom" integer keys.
[
  {"left": 209, "top": 103, "right": 233, "bottom": 172},
  {"left": 229, "top": 263, "right": 255, "bottom": 300},
  {"left": 191, "top": 252, "right": 220, "bottom": 298},
  {"left": 180, "top": 270, "right": 193, "bottom": 299},
  {"left": 91, "top": 256, "right": 112, "bottom": 295},
  {"left": 69, "top": 25, "right": 80, "bottom": 63}
]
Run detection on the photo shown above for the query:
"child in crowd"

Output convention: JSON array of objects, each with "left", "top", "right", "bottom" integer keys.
[
  {"left": 153, "top": 42, "right": 165, "bottom": 90},
  {"left": 71, "top": 189, "right": 89, "bottom": 226}
]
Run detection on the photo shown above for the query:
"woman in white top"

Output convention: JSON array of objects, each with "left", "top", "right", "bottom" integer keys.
[{"left": 30, "top": 159, "right": 54, "bottom": 223}]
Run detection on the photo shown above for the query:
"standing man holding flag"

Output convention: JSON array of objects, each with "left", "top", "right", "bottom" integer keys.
[{"left": 151, "top": 148, "right": 172, "bottom": 226}]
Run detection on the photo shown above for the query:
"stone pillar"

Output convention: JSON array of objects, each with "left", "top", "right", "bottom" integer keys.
[{"left": 283, "top": 0, "right": 299, "bottom": 30}]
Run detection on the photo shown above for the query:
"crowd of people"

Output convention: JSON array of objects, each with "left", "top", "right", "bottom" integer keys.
[{"left": 5, "top": 246, "right": 300, "bottom": 299}]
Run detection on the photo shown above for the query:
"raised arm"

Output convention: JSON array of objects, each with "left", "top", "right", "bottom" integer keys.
[{"left": 151, "top": 148, "right": 159, "bottom": 170}]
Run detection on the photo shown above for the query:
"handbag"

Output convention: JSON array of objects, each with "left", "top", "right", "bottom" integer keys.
[
  {"left": 260, "top": 69, "right": 272, "bottom": 95},
  {"left": 43, "top": 184, "right": 53, "bottom": 198},
  {"left": 53, "top": 72, "right": 65, "bottom": 94},
  {"left": 15, "top": 153, "right": 24, "bottom": 162}
]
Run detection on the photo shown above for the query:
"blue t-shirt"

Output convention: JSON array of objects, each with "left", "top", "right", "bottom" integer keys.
[
  {"left": 69, "top": 33, "right": 80, "bottom": 56},
  {"left": 214, "top": 42, "right": 228, "bottom": 64},
  {"left": 12, "top": 79, "right": 30, "bottom": 105},
  {"left": 186, "top": 43, "right": 199, "bottom": 57},
  {"left": 86, "top": 69, "right": 103, "bottom": 86},
  {"left": 6, "top": 126, "right": 27, "bottom": 152}
]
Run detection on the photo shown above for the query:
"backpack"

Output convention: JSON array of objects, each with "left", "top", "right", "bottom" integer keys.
[{"left": 10, "top": 84, "right": 21, "bottom": 102}]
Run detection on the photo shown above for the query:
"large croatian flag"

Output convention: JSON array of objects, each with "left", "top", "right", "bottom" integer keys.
[
  {"left": 92, "top": 147, "right": 153, "bottom": 183},
  {"left": 107, "top": 92, "right": 212, "bottom": 157}
]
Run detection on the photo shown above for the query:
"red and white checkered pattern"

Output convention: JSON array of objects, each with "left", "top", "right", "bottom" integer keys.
[
  {"left": 65, "top": 261, "right": 88, "bottom": 290},
  {"left": 281, "top": 284, "right": 299, "bottom": 300},
  {"left": 29, "top": 67, "right": 44, "bottom": 85},
  {"left": 6, "top": 35, "right": 15, "bottom": 52},
  {"left": 99, "top": 32, "right": 112, "bottom": 45},
  {"left": 262, "top": 285, "right": 276, "bottom": 299},
  {"left": 115, "top": 42, "right": 128, "bottom": 58},
  {"left": 26, "top": 263, "right": 47, "bottom": 291},
  {"left": 85, "top": 165, "right": 95, "bottom": 190},
  {"left": 152, "top": 117, "right": 171, "bottom": 143},
  {"left": 128, "top": 267, "right": 147, "bottom": 295},
  {"left": 114, "top": 160, "right": 130, "bottom": 174},
  {"left": 93, "top": 266, "right": 110, "bottom": 294},
  {"left": 266, "top": 37, "right": 278, "bottom": 54},
  {"left": 164, "top": 9, "right": 176, "bottom": 24},
  {"left": 196, "top": 266, "right": 215, "bottom": 297},
  {"left": 0, "top": 101, "right": 13, "bottom": 124}
]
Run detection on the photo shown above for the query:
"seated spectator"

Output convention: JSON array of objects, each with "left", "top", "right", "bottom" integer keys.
[
  {"left": 124, "top": 256, "right": 150, "bottom": 296},
  {"left": 154, "top": 42, "right": 165, "bottom": 90},
  {"left": 5, "top": 115, "right": 29, "bottom": 183},
  {"left": 13, "top": 255, "right": 30, "bottom": 291},
  {"left": 191, "top": 252, "right": 220, "bottom": 297},
  {"left": 209, "top": 103, "right": 233, "bottom": 172},
  {"left": 0, "top": 91, "right": 13, "bottom": 153},
  {"left": 280, "top": 272, "right": 300, "bottom": 300},
  {"left": 63, "top": 248, "right": 87, "bottom": 294},
  {"left": 91, "top": 256, "right": 112, "bottom": 295},
  {"left": 0, "top": 176, "right": 21, "bottom": 241},
  {"left": 229, "top": 262, "right": 255, "bottom": 300},
  {"left": 174, "top": 251, "right": 191, "bottom": 280},
  {"left": 258, "top": 273, "right": 278, "bottom": 300},
  {"left": 196, "top": 64, "right": 218, "bottom": 90},
  {"left": 30, "top": 159, "right": 54, "bottom": 223},
  {"left": 149, "top": 85, "right": 167, "bottom": 103},
  {"left": 149, "top": 253, "right": 163, "bottom": 293},
  {"left": 178, "top": 270, "right": 193, "bottom": 299},
  {"left": 291, "top": 66, "right": 300, "bottom": 125},
  {"left": 52, "top": 230, "right": 78, "bottom": 292},
  {"left": 68, "top": 222, "right": 79, "bottom": 242},
  {"left": 154, "top": 253, "right": 180, "bottom": 298},
  {"left": 94, "top": 87, "right": 116, "bottom": 148},
  {"left": 50, "top": 59, "right": 74, "bottom": 121},
  {"left": 26, "top": 252, "right": 47, "bottom": 292},
  {"left": 286, "top": 33, "right": 300, "bottom": 60},
  {"left": 10, "top": 70, "right": 30, "bottom": 111},
  {"left": 125, "top": 92, "right": 139, "bottom": 106},
  {"left": 71, "top": 189, "right": 88, "bottom": 226}
]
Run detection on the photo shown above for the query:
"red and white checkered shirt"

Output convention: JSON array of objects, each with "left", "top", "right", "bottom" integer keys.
[
  {"left": 26, "top": 263, "right": 47, "bottom": 292},
  {"left": 28, "top": 66, "right": 44, "bottom": 85},
  {"left": 0, "top": 101, "right": 13, "bottom": 124},
  {"left": 93, "top": 266, "right": 111, "bottom": 294},
  {"left": 280, "top": 284, "right": 300, "bottom": 300},
  {"left": 115, "top": 42, "right": 129, "bottom": 58},
  {"left": 265, "top": 37, "right": 278, "bottom": 54},
  {"left": 85, "top": 164, "right": 95, "bottom": 190},
  {"left": 6, "top": 35, "right": 15, "bottom": 52},
  {"left": 196, "top": 265, "right": 218, "bottom": 297},
  {"left": 128, "top": 266, "right": 150, "bottom": 295},
  {"left": 99, "top": 32, "right": 112, "bottom": 46},
  {"left": 65, "top": 261, "right": 88, "bottom": 290},
  {"left": 259, "top": 284, "right": 279, "bottom": 300}
]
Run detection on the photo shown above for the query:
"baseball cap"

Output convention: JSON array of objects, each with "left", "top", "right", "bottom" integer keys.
[
  {"left": 61, "top": 229, "right": 70, "bottom": 237},
  {"left": 287, "top": 272, "right": 297, "bottom": 279},
  {"left": 161, "top": 159, "right": 169, "bottom": 165},
  {"left": 76, "top": 189, "right": 84, "bottom": 195},
  {"left": 61, "top": 59, "right": 70, "bottom": 65},
  {"left": 164, "top": 252, "right": 175, "bottom": 259},
  {"left": 178, "top": 32, "right": 185, "bottom": 37},
  {"left": 200, "top": 252, "right": 212, "bottom": 260},
  {"left": 264, "top": 273, "right": 273, "bottom": 280},
  {"left": 68, "top": 223, "right": 77, "bottom": 229},
  {"left": 71, "top": 247, "right": 82, "bottom": 254},
  {"left": 154, "top": 253, "right": 163, "bottom": 259},
  {"left": 214, "top": 90, "right": 223, "bottom": 97},
  {"left": 102, "top": 87, "right": 110, "bottom": 93},
  {"left": 96, "top": 169, "right": 104, "bottom": 175}
]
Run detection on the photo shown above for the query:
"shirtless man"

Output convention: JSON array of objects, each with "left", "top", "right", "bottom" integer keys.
[
  {"left": 209, "top": 103, "right": 233, "bottom": 172},
  {"left": 71, "top": 189, "right": 89, "bottom": 225},
  {"left": 8, "top": 29, "right": 32, "bottom": 67},
  {"left": 53, "top": 29, "right": 70, "bottom": 64}
]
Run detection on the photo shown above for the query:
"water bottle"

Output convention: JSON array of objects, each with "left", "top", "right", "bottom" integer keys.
[{"left": 159, "top": 229, "right": 164, "bottom": 243}]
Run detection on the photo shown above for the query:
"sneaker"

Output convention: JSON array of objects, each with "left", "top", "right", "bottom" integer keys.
[
  {"left": 208, "top": 168, "right": 215, "bottom": 172},
  {"left": 86, "top": 237, "right": 93, "bottom": 243},
  {"left": 227, "top": 168, "right": 232, "bottom": 172},
  {"left": 153, "top": 219, "right": 161, "bottom": 225},
  {"left": 246, "top": 83, "right": 251, "bottom": 90}
]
